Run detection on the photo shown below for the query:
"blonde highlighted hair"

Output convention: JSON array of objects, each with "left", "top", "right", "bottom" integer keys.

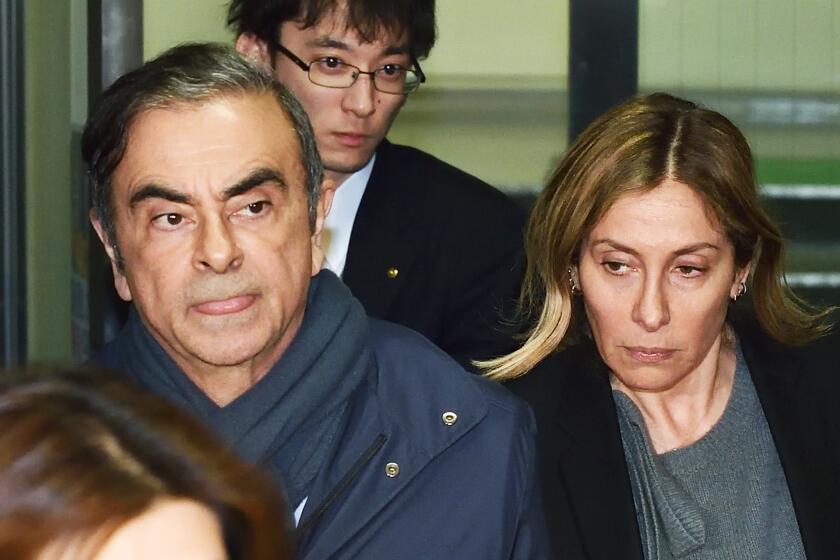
[{"left": 482, "top": 93, "right": 833, "bottom": 381}]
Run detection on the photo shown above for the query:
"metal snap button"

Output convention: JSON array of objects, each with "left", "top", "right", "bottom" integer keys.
[
  {"left": 385, "top": 462, "right": 400, "bottom": 478},
  {"left": 386, "top": 267, "right": 399, "bottom": 279},
  {"left": 442, "top": 411, "right": 458, "bottom": 426}
]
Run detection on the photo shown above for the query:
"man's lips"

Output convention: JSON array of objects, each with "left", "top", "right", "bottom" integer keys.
[
  {"left": 192, "top": 295, "right": 256, "bottom": 316},
  {"left": 624, "top": 347, "right": 675, "bottom": 363},
  {"left": 334, "top": 132, "right": 369, "bottom": 147}
]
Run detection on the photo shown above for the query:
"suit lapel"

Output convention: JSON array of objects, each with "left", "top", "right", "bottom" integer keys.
[
  {"left": 342, "top": 141, "right": 423, "bottom": 318},
  {"left": 548, "top": 346, "right": 645, "bottom": 560},
  {"left": 739, "top": 324, "right": 838, "bottom": 557}
]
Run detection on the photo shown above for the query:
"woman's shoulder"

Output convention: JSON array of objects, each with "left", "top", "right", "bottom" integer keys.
[
  {"left": 734, "top": 311, "right": 840, "bottom": 390},
  {"left": 504, "top": 341, "right": 609, "bottom": 415}
]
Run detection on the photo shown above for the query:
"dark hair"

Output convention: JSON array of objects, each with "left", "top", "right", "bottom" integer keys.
[
  {"left": 484, "top": 93, "right": 833, "bottom": 380},
  {"left": 0, "top": 368, "right": 293, "bottom": 559},
  {"left": 227, "top": 0, "right": 437, "bottom": 59},
  {"left": 81, "top": 42, "right": 324, "bottom": 269}
]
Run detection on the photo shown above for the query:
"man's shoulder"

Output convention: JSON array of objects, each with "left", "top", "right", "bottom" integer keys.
[
  {"left": 374, "top": 141, "right": 526, "bottom": 227},
  {"left": 366, "top": 318, "right": 532, "bottom": 429}
]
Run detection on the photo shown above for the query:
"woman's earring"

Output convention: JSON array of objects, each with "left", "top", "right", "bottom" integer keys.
[
  {"left": 732, "top": 281, "right": 747, "bottom": 301},
  {"left": 568, "top": 266, "right": 582, "bottom": 295}
]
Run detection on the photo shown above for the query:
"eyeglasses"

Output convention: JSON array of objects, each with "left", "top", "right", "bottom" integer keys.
[{"left": 271, "top": 43, "right": 426, "bottom": 95}]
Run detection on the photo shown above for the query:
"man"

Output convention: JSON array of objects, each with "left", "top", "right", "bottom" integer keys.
[
  {"left": 84, "top": 44, "right": 550, "bottom": 559},
  {"left": 230, "top": 0, "right": 526, "bottom": 371}
]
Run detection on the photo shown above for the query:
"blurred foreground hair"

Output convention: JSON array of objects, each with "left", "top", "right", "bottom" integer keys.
[{"left": 0, "top": 368, "right": 292, "bottom": 559}]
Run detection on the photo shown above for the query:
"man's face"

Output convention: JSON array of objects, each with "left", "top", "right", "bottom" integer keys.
[
  {"left": 93, "top": 93, "right": 331, "bottom": 377},
  {"left": 238, "top": 12, "right": 409, "bottom": 185}
]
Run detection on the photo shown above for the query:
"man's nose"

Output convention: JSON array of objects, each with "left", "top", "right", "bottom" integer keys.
[
  {"left": 631, "top": 275, "right": 670, "bottom": 332},
  {"left": 193, "top": 216, "right": 243, "bottom": 273},
  {"left": 341, "top": 73, "right": 376, "bottom": 117}
]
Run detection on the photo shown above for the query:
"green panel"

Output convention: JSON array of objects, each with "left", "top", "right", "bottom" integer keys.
[
  {"left": 756, "top": 158, "right": 840, "bottom": 185},
  {"left": 24, "top": 0, "right": 73, "bottom": 362}
]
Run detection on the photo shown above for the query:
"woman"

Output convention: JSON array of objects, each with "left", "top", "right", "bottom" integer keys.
[
  {"left": 0, "top": 368, "right": 293, "bottom": 560},
  {"left": 484, "top": 93, "right": 839, "bottom": 559}
]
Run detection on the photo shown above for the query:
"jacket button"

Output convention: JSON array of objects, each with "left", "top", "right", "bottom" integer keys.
[
  {"left": 386, "top": 267, "right": 399, "bottom": 279},
  {"left": 385, "top": 462, "right": 400, "bottom": 478},
  {"left": 442, "top": 411, "right": 458, "bottom": 426}
]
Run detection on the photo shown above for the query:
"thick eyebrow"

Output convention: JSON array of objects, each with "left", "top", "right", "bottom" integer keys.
[
  {"left": 383, "top": 44, "right": 410, "bottom": 56},
  {"left": 590, "top": 239, "right": 720, "bottom": 257},
  {"left": 308, "top": 36, "right": 350, "bottom": 50},
  {"left": 129, "top": 184, "right": 194, "bottom": 208},
  {"left": 221, "top": 167, "right": 286, "bottom": 200},
  {"left": 307, "top": 36, "right": 410, "bottom": 57},
  {"left": 128, "top": 168, "right": 285, "bottom": 209}
]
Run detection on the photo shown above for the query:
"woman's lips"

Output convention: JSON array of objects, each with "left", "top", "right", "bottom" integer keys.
[
  {"left": 193, "top": 295, "right": 256, "bottom": 316},
  {"left": 624, "top": 347, "right": 675, "bottom": 363}
]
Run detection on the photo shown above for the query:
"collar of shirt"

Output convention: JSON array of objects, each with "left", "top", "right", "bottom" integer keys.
[{"left": 321, "top": 154, "right": 376, "bottom": 277}]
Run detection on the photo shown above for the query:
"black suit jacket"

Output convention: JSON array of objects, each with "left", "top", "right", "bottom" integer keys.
[
  {"left": 507, "top": 316, "right": 840, "bottom": 559},
  {"left": 342, "top": 140, "right": 527, "bottom": 371}
]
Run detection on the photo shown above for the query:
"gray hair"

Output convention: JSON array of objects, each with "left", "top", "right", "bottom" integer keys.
[{"left": 81, "top": 42, "right": 324, "bottom": 268}]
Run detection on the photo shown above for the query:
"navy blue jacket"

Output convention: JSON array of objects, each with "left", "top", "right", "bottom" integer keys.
[{"left": 96, "top": 319, "right": 552, "bottom": 559}]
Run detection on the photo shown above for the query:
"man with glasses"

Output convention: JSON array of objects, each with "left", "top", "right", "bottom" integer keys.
[{"left": 231, "top": 0, "right": 526, "bottom": 371}]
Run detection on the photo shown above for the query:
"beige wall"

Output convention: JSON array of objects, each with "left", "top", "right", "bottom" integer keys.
[
  {"left": 640, "top": 0, "right": 840, "bottom": 93},
  {"left": 144, "top": 0, "right": 231, "bottom": 59}
]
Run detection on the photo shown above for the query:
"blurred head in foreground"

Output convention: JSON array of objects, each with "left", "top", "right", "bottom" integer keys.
[{"left": 0, "top": 369, "right": 292, "bottom": 560}]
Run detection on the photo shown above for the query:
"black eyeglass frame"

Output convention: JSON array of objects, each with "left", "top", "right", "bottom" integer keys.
[{"left": 269, "top": 41, "right": 426, "bottom": 95}]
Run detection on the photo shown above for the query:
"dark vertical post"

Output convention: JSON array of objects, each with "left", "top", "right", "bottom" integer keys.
[
  {"left": 86, "top": 0, "right": 143, "bottom": 352},
  {"left": 568, "top": 0, "right": 639, "bottom": 142},
  {"left": 0, "top": 0, "right": 26, "bottom": 367}
]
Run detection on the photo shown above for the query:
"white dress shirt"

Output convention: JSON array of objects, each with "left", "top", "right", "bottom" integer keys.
[{"left": 321, "top": 155, "right": 376, "bottom": 277}]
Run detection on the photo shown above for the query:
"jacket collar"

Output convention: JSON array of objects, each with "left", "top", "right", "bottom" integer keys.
[
  {"left": 735, "top": 315, "right": 838, "bottom": 558},
  {"left": 543, "top": 342, "right": 645, "bottom": 559}
]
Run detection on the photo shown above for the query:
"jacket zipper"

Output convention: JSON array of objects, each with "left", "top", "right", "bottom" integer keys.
[{"left": 296, "top": 433, "right": 388, "bottom": 537}]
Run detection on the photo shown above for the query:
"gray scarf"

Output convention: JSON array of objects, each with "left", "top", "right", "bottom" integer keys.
[{"left": 113, "top": 270, "right": 371, "bottom": 505}]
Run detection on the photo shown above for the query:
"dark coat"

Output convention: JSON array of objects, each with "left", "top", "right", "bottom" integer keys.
[
  {"left": 96, "top": 319, "right": 552, "bottom": 559},
  {"left": 507, "top": 315, "right": 840, "bottom": 559},
  {"left": 342, "top": 141, "right": 527, "bottom": 371}
]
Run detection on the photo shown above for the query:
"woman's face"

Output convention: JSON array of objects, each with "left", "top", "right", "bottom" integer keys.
[
  {"left": 577, "top": 179, "right": 746, "bottom": 393},
  {"left": 42, "top": 499, "right": 227, "bottom": 560}
]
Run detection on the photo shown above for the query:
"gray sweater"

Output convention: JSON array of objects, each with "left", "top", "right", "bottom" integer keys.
[{"left": 614, "top": 344, "right": 806, "bottom": 559}]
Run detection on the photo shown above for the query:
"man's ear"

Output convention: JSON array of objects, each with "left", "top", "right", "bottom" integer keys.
[
  {"left": 310, "top": 178, "right": 336, "bottom": 275},
  {"left": 235, "top": 32, "right": 272, "bottom": 69},
  {"left": 90, "top": 210, "right": 132, "bottom": 302}
]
